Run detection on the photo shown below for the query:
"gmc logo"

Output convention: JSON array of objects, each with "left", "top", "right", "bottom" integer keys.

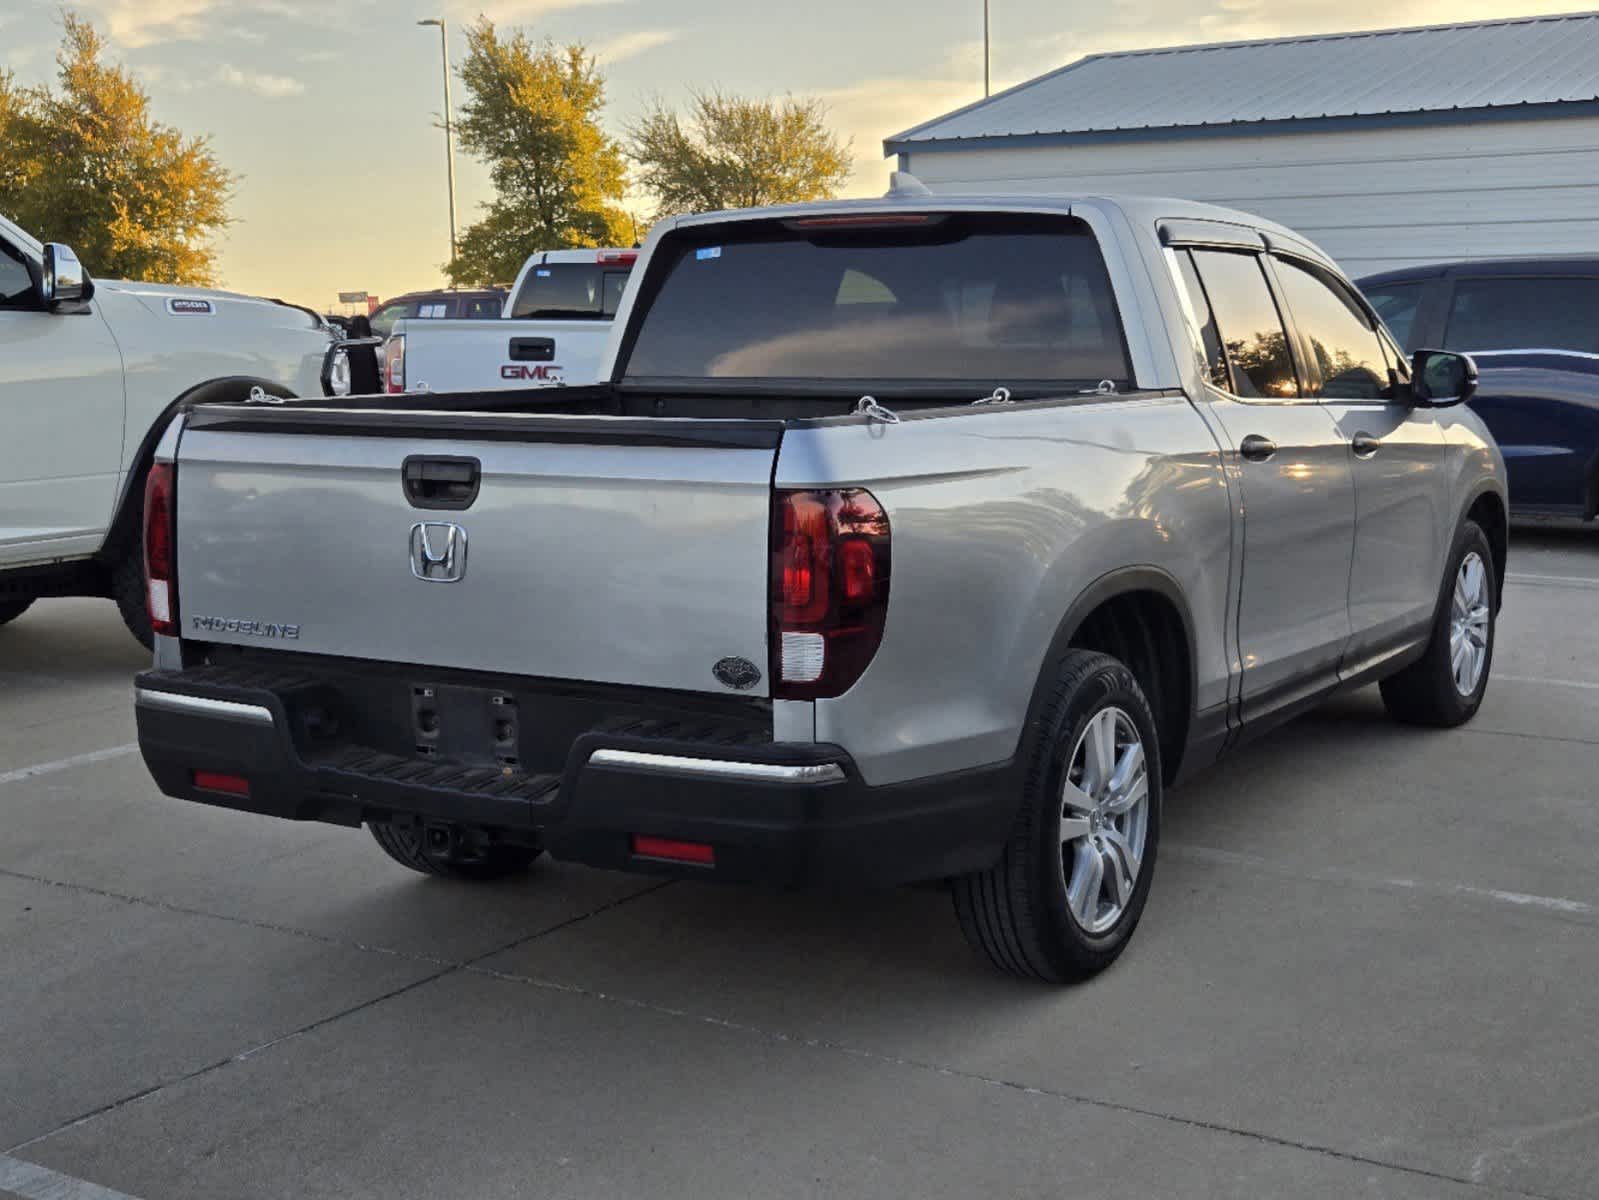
[{"left": 500, "top": 364, "right": 564, "bottom": 382}]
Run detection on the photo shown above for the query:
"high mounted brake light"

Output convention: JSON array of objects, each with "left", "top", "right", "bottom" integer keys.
[
  {"left": 786, "top": 214, "right": 937, "bottom": 230},
  {"left": 144, "top": 462, "right": 178, "bottom": 638},
  {"left": 770, "top": 489, "right": 891, "bottom": 700},
  {"left": 596, "top": 249, "right": 638, "bottom": 265}
]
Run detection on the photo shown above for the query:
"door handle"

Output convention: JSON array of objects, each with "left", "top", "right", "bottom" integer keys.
[
  {"left": 1239, "top": 434, "right": 1277, "bottom": 462},
  {"left": 1351, "top": 432, "right": 1381, "bottom": 459}
]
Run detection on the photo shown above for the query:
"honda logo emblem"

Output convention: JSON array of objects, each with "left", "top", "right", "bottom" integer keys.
[{"left": 409, "top": 522, "right": 468, "bottom": 583}]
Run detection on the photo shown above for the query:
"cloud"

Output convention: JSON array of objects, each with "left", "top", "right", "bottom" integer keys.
[
  {"left": 75, "top": 0, "right": 372, "bottom": 47},
  {"left": 215, "top": 63, "right": 306, "bottom": 97},
  {"left": 446, "top": 0, "right": 620, "bottom": 22},
  {"left": 590, "top": 29, "right": 678, "bottom": 64}
]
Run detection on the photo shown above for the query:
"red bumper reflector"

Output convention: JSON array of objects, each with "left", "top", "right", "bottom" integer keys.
[
  {"left": 193, "top": 770, "right": 251, "bottom": 797},
  {"left": 631, "top": 835, "right": 715, "bottom": 866}
]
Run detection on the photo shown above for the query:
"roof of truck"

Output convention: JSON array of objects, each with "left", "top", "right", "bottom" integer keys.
[
  {"left": 667, "top": 190, "right": 1326, "bottom": 260},
  {"left": 886, "top": 11, "right": 1599, "bottom": 151}
]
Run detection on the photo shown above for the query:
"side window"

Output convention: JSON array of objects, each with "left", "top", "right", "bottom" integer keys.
[
  {"left": 1363, "top": 282, "right": 1424, "bottom": 350},
  {"left": 1174, "top": 249, "right": 1230, "bottom": 390},
  {"left": 0, "top": 239, "right": 38, "bottom": 309},
  {"left": 1189, "top": 249, "right": 1299, "bottom": 400},
  {"left": 369, "top": 302, "right": 412, "bottom": 338},
  {"left": 1445, "top": 277, "right": 1599, "bottom": 354},
  {"left": 1274, "top": 258, "right": 1391, "bottom": 400},
  {"left": 601, "top": 271, "right": 630, "bottom": 316},
  {"left": 465, "top": 296, "right": 502, "bottom": 319}
]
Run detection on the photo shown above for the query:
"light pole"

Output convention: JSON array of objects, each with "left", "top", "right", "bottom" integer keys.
[
  {"left": 418, "top": 18, "right": 458, "bottom": 267},
  {"left": 983, "top": 0, "right": 990, "bottom": 97}
]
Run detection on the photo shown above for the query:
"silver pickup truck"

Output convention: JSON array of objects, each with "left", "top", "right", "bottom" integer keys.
[{"left": 132, "top": 189, "right": 1507, "bottom": 982}]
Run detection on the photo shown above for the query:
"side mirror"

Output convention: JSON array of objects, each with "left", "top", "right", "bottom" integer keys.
[
  {"left": 1411, "top": 348, "right": 1477, "bottom": 407},
  {"left": 41, "top": 243, "right": 94, "bottom": 309}
]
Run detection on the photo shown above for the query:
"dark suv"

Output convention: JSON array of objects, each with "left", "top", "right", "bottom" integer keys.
[
  {"left": 368, "top": 288, "right": 505, "bottom": 338},
  {"left": 1360, "top": 259, "right": 1599, "bottom": 520}
]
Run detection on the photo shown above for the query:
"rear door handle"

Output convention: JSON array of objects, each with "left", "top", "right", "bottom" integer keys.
[
  {"left": 1240, "top": 434, "right": 1277, "bottom": 462},
  {"left": 1351, "top": 432, "right": 1381, "bottom": 459}
]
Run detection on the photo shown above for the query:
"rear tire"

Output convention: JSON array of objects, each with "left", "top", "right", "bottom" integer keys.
[
  {"left": 369, "top": 820, "right": 541, "bottom": 881},
  {"left": 952, "top": 650, "right": 1161, "bottom": 983},
  {"left": 0, "top": 594, "right": 35, "bottom": 626},
  {"left": 111, "top": 544, "right": 153, "bottom": 650},
  {"left": 1380, "top": 520, "right": 1496, "bottom": 727}
]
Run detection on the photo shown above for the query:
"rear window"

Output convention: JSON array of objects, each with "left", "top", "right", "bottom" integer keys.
[
  {"left": 510, "top": 264, "right": 631, "bottom": 319},
  {"left": 620, "top": 214, "right": 1131, "bottom": 387},
  {"left": 1445, "top": 276, "right": 1599, "bottom": 354}
]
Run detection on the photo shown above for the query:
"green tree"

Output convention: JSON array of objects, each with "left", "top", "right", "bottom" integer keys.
[
  {"left": 448, "top": 20, "right": 630, "bottom": 286},
  {"left": 626, "top": 91, "right": 852, "bottom": 219},
  {"left": 0, "top": 12, "right": 233, "bottom": 285}
]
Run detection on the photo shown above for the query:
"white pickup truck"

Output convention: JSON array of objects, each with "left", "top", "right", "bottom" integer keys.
[
  {"left": 385, "top": 248, "right": 636, "bottom": 395},
  {"left": 0, "top": 211, "right": 337, "bottom": 645}
]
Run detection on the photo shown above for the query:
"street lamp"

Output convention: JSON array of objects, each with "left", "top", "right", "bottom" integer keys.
[
  {"left": 983, "top": 0, "right": 991, "bottom": 97},
  {"left": 418, "top": 18, "right": 458, "bottom": 267}
]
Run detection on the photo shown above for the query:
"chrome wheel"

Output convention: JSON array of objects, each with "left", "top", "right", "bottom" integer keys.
[
  {"left": 1060, "top": 706, "right": 1149, "bottom": 935},
  {"left": 1449, "top": 551, "right": 1491, "bottom": 697}
]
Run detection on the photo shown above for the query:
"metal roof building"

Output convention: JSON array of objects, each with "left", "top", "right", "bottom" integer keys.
[{"left": 885, "top": 12, "right": 1599, "bottom": 275}]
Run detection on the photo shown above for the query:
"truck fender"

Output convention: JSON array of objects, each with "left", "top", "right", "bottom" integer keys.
[{"left": 96, "top": 375, "right": 296, "bottom": 565}]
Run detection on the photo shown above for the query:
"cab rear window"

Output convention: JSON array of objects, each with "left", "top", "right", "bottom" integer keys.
[
  {"left": 620, "top": 214, "right": 1131, "bottom": 387},
  {"left": 510, "top": 264, "right": 632, "bottom": 319}
]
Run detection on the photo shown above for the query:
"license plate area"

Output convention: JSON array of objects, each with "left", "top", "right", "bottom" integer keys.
[{"left": 411, "top": 683, "right": 520, "bottom": 769}]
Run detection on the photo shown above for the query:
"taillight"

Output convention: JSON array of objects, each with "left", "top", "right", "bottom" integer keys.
[
  {"left": 144, "top": 462, "right": 177, "bottom": 638},
  {"left": 769, "top": 489, "right": 890, "bottom": 700},
  {"left": 385, "top": 334, "right": 405, "bottom": 393}
]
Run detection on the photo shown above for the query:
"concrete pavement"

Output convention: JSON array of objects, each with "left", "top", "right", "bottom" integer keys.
[{"left": 2, "top": 528, "right": 1596, "bottom": 1199}]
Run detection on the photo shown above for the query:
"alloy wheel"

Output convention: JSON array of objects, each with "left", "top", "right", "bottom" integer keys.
[
  {"left": 1450, "top": 551, "right": 1491, "bottom": 697},
  {"left": 1060, "top": 706, "right": 1150, "bottom": 935}
]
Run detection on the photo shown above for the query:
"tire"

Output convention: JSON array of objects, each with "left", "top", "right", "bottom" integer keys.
[
  {"left": 952, "top": 650, "right": 1162, "bottom": 983},
  {"left": 111, "top": 543, "right": 153, "bottom": 650},
  {"left": 368, "top": 820, "right": 541, "bottom": 882},
  {"left": 0, "top": 594, "right": 35, "bottom": 626},
  {"left": 1379, "top": 520, "right": 1496, "bottom": 727}
]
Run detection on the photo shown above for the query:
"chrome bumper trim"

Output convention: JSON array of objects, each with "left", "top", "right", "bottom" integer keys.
[
  {"left": 587, "top": 749, "right": 846, "bottom": 785},
  {"left": 135, "top": 688, "right": 275, "bottom": 726}
]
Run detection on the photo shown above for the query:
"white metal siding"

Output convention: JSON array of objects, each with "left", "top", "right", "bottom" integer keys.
[{"left": 903, "top": 115, "right": 1599, "bottom": 276}]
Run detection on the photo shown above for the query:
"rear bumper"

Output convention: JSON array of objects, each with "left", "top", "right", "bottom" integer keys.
[{"left": 134, "top": 670, "right": 1015, "bottom": 888}]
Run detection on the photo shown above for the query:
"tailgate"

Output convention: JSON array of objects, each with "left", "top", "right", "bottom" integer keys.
[
  {"left": 403, "top": 319, "right": 613, "bottom": 392},
  {"left": 172, "top": 408, "right": 780, "bottom": 697}
]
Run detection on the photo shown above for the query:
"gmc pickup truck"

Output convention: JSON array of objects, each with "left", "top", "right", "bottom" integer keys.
[
  {"left": 133, "top": 187, "right": 1507, "bottom": 982},
  {"left": 385, "top": 248, "right": 636, "bottom": 395},
  {"left": 1, "top": 211, "right": 337, "bottom": 645}
]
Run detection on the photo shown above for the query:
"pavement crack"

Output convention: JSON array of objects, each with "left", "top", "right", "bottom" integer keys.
[
  {"left": 3, "top": 876, "right": 672, "bottom": 1157},
  {"left": 459, "top": 963, "right": 1567, "bottom": 1200}
]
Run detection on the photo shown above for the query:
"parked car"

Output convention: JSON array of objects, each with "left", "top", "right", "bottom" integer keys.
[
  {"left": 367, "top": 287, "right": 506, "bottom": 339},
  {"left": 384, "top": 249, "right": 636, "bottom": 394},
  {"left": 132, "top": 190, "right": 1505, "bottom": 982},
  {"left": 0, "top": 211, "right": 337, "bottom": 645},
  {"left": 1360, "top": 258, "right": 1599, "bottom": 520}
]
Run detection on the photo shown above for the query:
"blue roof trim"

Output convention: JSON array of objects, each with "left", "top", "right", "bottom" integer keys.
[{"left": 884, "top": 99, "right": 1599, "bottom": 157}]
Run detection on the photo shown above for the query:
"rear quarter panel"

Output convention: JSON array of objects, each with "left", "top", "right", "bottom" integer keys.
[{"left": 778, "top": 394, "right": 1233, "bottom": 785}]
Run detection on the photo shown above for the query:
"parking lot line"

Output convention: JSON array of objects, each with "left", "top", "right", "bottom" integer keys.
[
  {"left": 1496, "top": 674, "right": 1599, "bottom": 691},
  {"left": 0, "top": 1153, "right": 144, "bottom": 1200},
  {"left": 0, "top": 745, "right": 137, "bottom": 789},
  {"left": 1506, "top": 572, "right": 1599, "bottom": 588},
  {"left": 1168, "top": 843, "right": 1598, "bottom": 922}
]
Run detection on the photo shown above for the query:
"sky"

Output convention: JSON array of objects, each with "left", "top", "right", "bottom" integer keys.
[{"left": 2, "top": 0, "right": 1592, "bottom": 308}]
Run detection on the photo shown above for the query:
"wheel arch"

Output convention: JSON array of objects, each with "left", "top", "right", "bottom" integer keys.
[
  {"left": 97, "top": 375, "right": 296, "bottom": 565},
  {"left": 1463, "top": 485, "right": 1508, "bottom": 611},
  {"left": 1029, "top": 566, "right": 1198, "bottom": 787}
]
